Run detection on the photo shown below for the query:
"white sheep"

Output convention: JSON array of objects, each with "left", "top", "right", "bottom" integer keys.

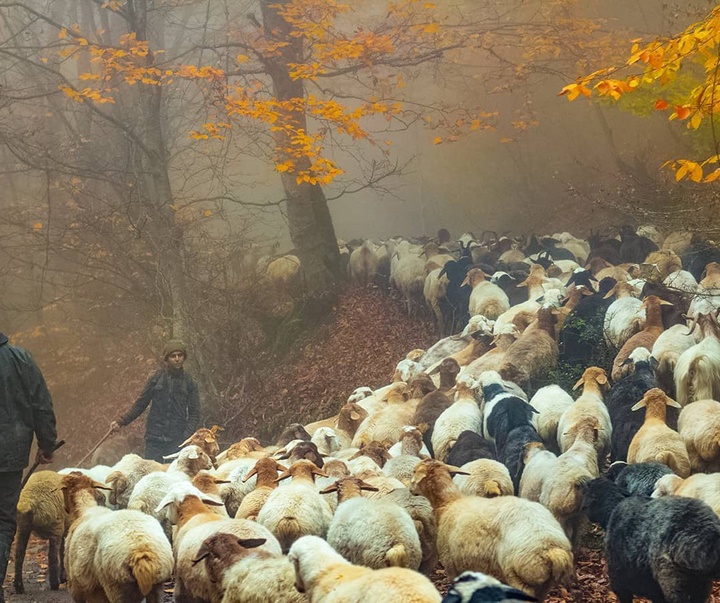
[
  {"left": 431, "top": 375, "right": 482, "bottom": 463},
  {"left": 411, "top": 459, "right": 573, "bottom": 599},
  {"left": 288, "top": 535, "right": 441, "bottom": 602},
  {"left": 323, "top": 477, "right": 422, "bottom": 570},
  {"left": 675, "top": 311, "right": 720, "bottom": 406},
  {"left": 392, "top": 251, "right": 426, "bottom": 315},
  {"left": 349, "top": 239, "right": 379, "bottom": 285},
  {"left": 352, "top": 382, "right": 416, "bottom": 448},
  {"left": 61, "top": 472, "right": 173, "bottom": 603},
  {"left": 529, "top": 385, "right": 574, "bottom": 454},
  {"left": 311, "top": 427, "right": 341, "bottom": 456},
  {"left": 105, "top": 453, "right": 165, "bottom": 508},
  {"left": 603, "top": 281, "right": 644, "bottom": 349},
  {"left": 157, "top": 481, "right": 281, "bottom": 603},
  {"left": 651, "top": 323, "right": 700, "bottom": 396},
  {"left": 463, "top": 268, "right": 510, "bottom": 320},
  {"left": 256, "top": 460, "right": 333, "bottom": 552},
  {"left": 424, "top": 266, "right": 449, "bottom": 336},
  {"left": 126, "top": 470, "right": 191, "bottom": 539},
  {"left": 663, "top": 269, "right": 698, "bottom": 294},
  {"left": 677, "top": 399, "right": 720, "bottom": 473}
]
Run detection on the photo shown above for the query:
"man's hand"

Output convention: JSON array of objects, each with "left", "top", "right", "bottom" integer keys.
[
  {"left": 36, "top": 449, "right": 53, "bottom": 465},
  {"left": 110, "top": 421, "right": 122, "bottom": 433}
]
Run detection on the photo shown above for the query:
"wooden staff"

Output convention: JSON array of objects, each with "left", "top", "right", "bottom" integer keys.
[{"left": 76, "top": 427, "right": 116, "bottom": 468}]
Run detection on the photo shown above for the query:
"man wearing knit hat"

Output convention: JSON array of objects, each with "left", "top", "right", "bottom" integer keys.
[{"left": 110, "top": 339, "right": 201, "bottom": 462}]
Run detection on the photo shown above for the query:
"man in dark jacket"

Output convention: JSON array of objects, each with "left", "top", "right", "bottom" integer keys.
[
  {"left": 110, "top": 340, "right": 201, "bottom": 462},
  {"left": 0, "top": 332, "right": 57, "bottom": 603}
]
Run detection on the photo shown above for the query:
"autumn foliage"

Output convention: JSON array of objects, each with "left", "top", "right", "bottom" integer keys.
[{"left": 561, "top": 4, "right": 720, "bottom": 184}]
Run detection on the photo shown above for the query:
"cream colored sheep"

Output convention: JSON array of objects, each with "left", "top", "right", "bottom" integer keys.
[
  {"left": 61, "top": 472, "right": 173, "bottom": 603},
  {"left": 627, "top": 388, "right": 690, "bottom": 477},
  {"left": 557, "top": 367, "right": 611, "bottom": 463},
  {"left": 529, "top": 385, "right": 574, "bottom": 454},
  {"left": 191, "top": 532, "right": 306, "bottom": 603},
  {"left": 288, "top": 535, "right": 441, "bottom": 602},
  {"left": 13, "top": 471, "right": 68, "bottom": 594},
  {"left": 235, "top": 458, "right": 284, "bottom": 520},
  {"left": 677, "top": 399, "right": 720, "bottom": 473},
  {"left": 352, "top": 382, "right": 417, "bottom": 448},
  {"left": 411, "top": 459, "right": 573, "bottom": 600},
  {"left": 323, "top": 477, "right": 422, "bottom": 570},
  {"left": 652, "top": 473, "right": 720, "bottom": 516},
  {"left": 256, "top": 460, "right": 332, "bottom": 552},
  {"left": 452, "top": 458, "right": 514, "bottom": 498},
  {"left": 105, "top": 454, "right": 165, "bottom": 508}
]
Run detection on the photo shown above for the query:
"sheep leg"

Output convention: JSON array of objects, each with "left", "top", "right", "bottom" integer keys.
[
  {"left": 12, "top": 522, "right": 31, "bottom": 594},
  {"left": 48, "top": 536, "right": 61, "bottom": 590},
  {"left": 610, "top": 585, "right": 634, "bottom": 603},
  {"left": 60, "top": 534, "right": 67, "bottom": 583},
  {"left": 145, "top": 585, "right": 164, "bottom": 603}
]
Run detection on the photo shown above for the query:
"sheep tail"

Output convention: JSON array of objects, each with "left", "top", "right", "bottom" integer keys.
[
  {"left": 276, "top": 517, "right": 302, "bottom": 551},
  {"left": 545, "top": 547, "right": 574, "bottom": 585},
  {"left": 484, "top": 480, "right": 502, "bottom": 497},
  {"left": 129, "top": 549, "right": 157, "bottom": 597},
  {"left": 385, "top": 544, "right": 407, "bottom": 568}
]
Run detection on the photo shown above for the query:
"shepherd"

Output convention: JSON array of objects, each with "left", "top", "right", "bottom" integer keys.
[
  {"left": 0, "top": 331, "right": 57, "bottom": 603},
  {"left": 110, "top": 339, "right": 201, "bottom": 463}
]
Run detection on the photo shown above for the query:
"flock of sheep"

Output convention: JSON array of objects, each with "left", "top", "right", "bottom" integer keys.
[{"left": 13, "top": 225, "right": 720, "bottom": 603}]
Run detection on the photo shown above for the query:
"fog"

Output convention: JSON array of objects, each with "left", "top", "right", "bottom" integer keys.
[{"left": 0, "top": 0, "right": 716, "bottom": 459}]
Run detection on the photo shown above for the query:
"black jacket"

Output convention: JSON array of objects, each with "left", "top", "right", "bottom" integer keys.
[
  {"left": 0, "top": 333, "right": 57, "bottom": 471},
  {"left": 119, "top": 367, "right": 200, "bottom": 442}
]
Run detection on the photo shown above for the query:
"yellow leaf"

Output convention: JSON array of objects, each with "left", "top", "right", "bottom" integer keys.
[
  {"left": 690, "top": 162, "right": 703, "bottom": 183},
  {"left": 423, "top": 23, "right": 440, "bottom": 34},
  {"left": 58, "top": 28, "right": 67, "bottom": 39},
  {"left": 690, "top": 112, "right": 702, "bottom": 130},
  {"left": 236, "top": 54, "right": 249, "bottom": 63},
  {"left": 33, "top": 222, "right": 42, "bottom": 231},
  {"left": 675, "top": 163, "right": 689, "bottom": 181},
  {"left": 432, "top": 137, "right": 443, "bottom": 145},
  {"left": 704, "top": 169, "right": 720, "bottom": 183},
  {"left": 203, "top": 209, "right": 212, "bottom": 217}
]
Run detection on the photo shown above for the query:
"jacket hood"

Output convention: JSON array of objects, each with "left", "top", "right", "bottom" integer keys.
[{"left": 0, "top": 333, "right": 7, "bottom": 346}]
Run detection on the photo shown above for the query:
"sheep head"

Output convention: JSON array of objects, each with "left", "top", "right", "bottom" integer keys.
[
  {"left": 319, "top": 476, "right": 379, "bottom": 502},
  {"left": 461, "top": 268, "right": 488, "bottom": 288},
  {"left": 337, "top": 402, "right": 368, "bottom": 434},
  {"left": 192, "top": 533, "right": 268, "bottom": 584},
  {"left": 382, "top": 381, "right": 412, "bottom": 403},
  {"left": 277, "top": 441, "right": 324, "bottom": 468},
  {"left": 631, "top": 388, "right": 682, "bottom": 412},
  {"left": 242, "top": 457, "right": 286, "bottom": 487},
  {"left": 178, "top": 428, "right": 221, "bottom": 458},
  {"left": 349, "top": 441, "right": 392, "bottom": 468},
  {"left": 276, "top": 459, "right": 327, "bottom": 484},
  {"left": 275, "top": 423, "right": 311, "bottom": 447},
  {"left": 572, "top": 367, "right": 609, "bottom": 394},
  {"left": 405, "top": 348, "right": 426, "bottom": 362},
  {"left": 651, "top": 474, "right": 683, "bottom": 498},
  {"left": 408, "top": 373, "right": 436, "bottom": 399},
  {"left": 60, "top": 472, "right": 111, "bottom": 518},
  {"left": 410, "top": 459, "right": 469, "bottom": 508},
  {"left": 393, "top": 359, "right": 422, "bottom": 383},
  {"left": 347, "top": 387, "right": 374, "bottom": 404}
]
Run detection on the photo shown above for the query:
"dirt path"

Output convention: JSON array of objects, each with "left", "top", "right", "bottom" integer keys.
[{"left": 4, "top": 537, "right": 71, "bottom": 603}]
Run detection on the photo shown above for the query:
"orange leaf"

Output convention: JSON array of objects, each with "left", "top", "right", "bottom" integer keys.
[
  {"left": 654, "top": 99, "right": 669, "bottom": 110},
  {"left": 432, "top": 137, "right": 443, "bottom": 145},
  {"left": 423, "top": 23, "right": 440, "bottom": 34},
  {"left": 674, "top": 106, "right": 691, "bottom": 120}
]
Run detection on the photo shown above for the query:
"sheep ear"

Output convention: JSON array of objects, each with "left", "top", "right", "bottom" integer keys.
[
  {"left": 319, "top": 482, "right": 339, "bottom": 494},
  {"left": 572, "top": 377, "right": 584, "bottom": 391},
  {"left": 359, "top": 481, "right": 380, "bottom": 492},
  {"left": 659, "top": 300, "right": 674, "bottom": 306},
  {"left": 349, "top": 411, "right": 361, "bottom": 421},
  {"left": 274, "top": 471, "right": 292, "bottom": 483},
  {"left": 238, "top": 538, "right": 266, "bottom": 549},
  {"left": 516, "top": 278, "right": 529, "bottom": 288},
  {"left": 460, "top": 275, "right": 470, "bottom": 287},
  {"left": 178, "top": 435, "right": 194, "bottom": 448},
  {"left": 415, "top": 422, "right": 430, "bottom": 434},
  {"left": 621, "top": 357, "right": 634, "bottom": 366},
  {"left": 597, "top": 373, "right": 608, "bottom": 385},
  {"left": 91, "top": 481, "right": 112, "bottom": 491},
  {"left": 347, "top": 450, "right": 362, "bottom": 461},
  {"left": 213, "top": 478, "right": 231, "bottom": 485},
  {"left": 155, "top": 494, "right": 176, "bottom": 513},
  {"left": 187, "top": 449, "right": 200, "bottom": 460},
  {"left": 163, "top": 451, "right": 182, "bottom": 461},
  {"left": 311, "top": 467, "right": 328, "bottom": 478},
  {"left": 444, "top": 464, "right": 470, "bottom": 476},
  {"left": 192, "top": 551, "right": 210, "bottom": 566},
  {"left": 202, "top": 497, "right": 225, "bottom": 507},
  {"left": 630, "top": 399, "right": 647, "bottom": 411},
  {"left": 242, "top": 466, "right": 259, "bottom": 483},
  {"left": 603, "top": 286, "right": 616, "bottom": 299},
  {"left": 666, "top": 398, "right": 682, "bottom": 409}
]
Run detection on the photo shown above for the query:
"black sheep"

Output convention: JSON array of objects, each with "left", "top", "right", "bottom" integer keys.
[
  {"left": 446, "top": 431, "right": 496, "bottom": 467},
  {"left": 587, "top": 233, "right": 622, "bottom": 265},
  {"left": 540, "top": 237, "right": 577, "bottom": 262},
  {"left": 618, "top": 225, "right": 659, "bottom": 264},
  {"left": 558, "top": 285, "right": 613, "bottom": 368},
  {"left": 605, "top": 351, "right": 662, "bottom": 462},
  {"left": 485, "top": 394, "right": 538, "bottom": 463},
  {"left": 584, "top": 476, "right": 720, "bottom": 603},
  {"left": 606, "top": 461, "right": 675, "bottom": 496},
  {"left": 682, "top": 234, "right": 720, "bottom": 281},
  {"left": 502, "top": 425, "right": 543, "bottom": 493},
  {"left": 490, "top": 271, "right": 526, "bottom": 308},
  {"left": 440, "top": 256, "right": 472, "bottom": 334}
]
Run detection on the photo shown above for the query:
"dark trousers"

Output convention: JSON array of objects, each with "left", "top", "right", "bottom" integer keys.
[
  {"left": 0, "top": 470, "right": 23, "bottom": 601},
  {"left": 145, "top": 437, "right": 183, "bottom": 463}
]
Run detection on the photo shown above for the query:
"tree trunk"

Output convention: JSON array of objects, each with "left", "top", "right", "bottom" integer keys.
[{"left": 259, "top": 0, "right": 342, "bottom": 296}]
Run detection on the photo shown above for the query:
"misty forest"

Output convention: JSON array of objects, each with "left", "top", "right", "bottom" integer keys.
[{"left": 5, "top": 0, "right": 720, "bottom": 601}]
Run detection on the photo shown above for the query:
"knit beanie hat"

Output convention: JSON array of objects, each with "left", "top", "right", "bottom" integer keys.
[{"left": 163, "top": 339, "right": 187, "bottom": 359}]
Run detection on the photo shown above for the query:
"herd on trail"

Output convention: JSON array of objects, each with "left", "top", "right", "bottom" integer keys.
[{"left": 15, "top": 226, "right": 720, "bottom": 603}]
